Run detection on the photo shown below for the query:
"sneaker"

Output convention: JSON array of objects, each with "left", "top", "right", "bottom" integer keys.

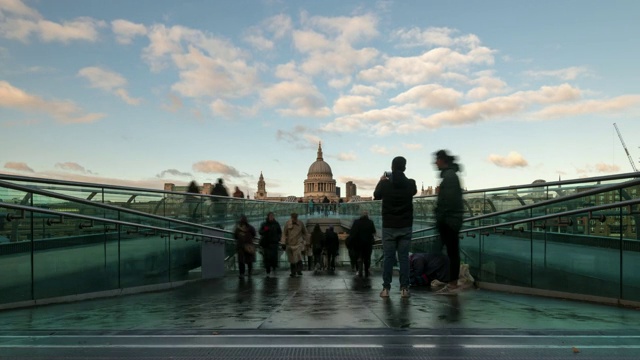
[
  {"left": 379, "top": 288, "right": 390, "bottom": 298},
  {"left": 401, "top": 288, "right": 410, "bottom": 298},
  {"left": 436, "top": 285, "right": 461, "bottom": 295},
  {"left": 290, "top": 273, "right": 297, "bottom": 278},
  {"left": 431, "top": 279, "right": 447, "bottom": 290},
  {"left": 297, "top": 271, "right": 303, "bottom": 276}
]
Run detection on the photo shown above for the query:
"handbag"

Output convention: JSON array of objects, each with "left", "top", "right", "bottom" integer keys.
[{"left": 244, "top": 243, "right": 255, "bottom": 255}]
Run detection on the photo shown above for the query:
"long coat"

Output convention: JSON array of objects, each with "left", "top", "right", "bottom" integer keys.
[
  {"left": 281, "top": 219, "right": 308, "bottom": 264},
  {"left": 234, "top": 223, "right": 256, "bottom": 264}
]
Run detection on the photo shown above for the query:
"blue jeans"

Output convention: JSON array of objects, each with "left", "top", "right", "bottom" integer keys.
[{"left": 382, "top": 227, "right": 412, "bottom": 290}]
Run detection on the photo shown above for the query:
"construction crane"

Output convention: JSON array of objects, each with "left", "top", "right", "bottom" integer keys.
[{"left": 613, "top": 122, "right": 638, "bottom": 172}]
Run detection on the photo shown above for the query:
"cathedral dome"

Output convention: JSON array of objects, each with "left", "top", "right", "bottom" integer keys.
[
  {"left": 308, "top": 160, "right": 332, "bottom": 176},
  {"left": 307, "top": 143, "right": 333, "bottom": 177}
]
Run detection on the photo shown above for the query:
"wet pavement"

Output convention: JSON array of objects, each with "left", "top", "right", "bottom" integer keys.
[{"left": 1, "top": 268, "right": 640, "bottom": 359}]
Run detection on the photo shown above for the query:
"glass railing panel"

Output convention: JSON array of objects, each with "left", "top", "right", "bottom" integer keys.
[
  {"left": 531, "top": 207, "right": 621, "bottom": 298},
  {"left": 479, "top": 230, "right": 532, "bottom": 287},
  {"left": 33, "top": 216, "right": 119, "bottom": 299},
  {"left": 166, "top": 227, "right": 202, "bottom": 282},
  {"left": 0, "top": 209, "right": 33, "bottom": 304},
  {"left": 119, "top": 228, "right": 171, "bottom": 288},
  {"left": 622, "top": 202, "right": 640, "bottom": 301}
]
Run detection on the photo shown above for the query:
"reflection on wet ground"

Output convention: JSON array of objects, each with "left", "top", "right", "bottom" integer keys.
[{"left": 1, "top": 268, "right": 639, "bottom": 331}]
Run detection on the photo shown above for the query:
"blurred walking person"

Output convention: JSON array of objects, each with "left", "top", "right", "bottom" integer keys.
[
  {"left": 433, "top": 150, "right": 465, "bottom": 294},
  {"left": 234, "top": 215, "right": 256, "bottom": 278},
  {"left": 259, "top": 212, "right": 282, "bottom": 277}
]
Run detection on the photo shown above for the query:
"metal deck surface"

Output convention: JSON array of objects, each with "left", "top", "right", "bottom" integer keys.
[{"left": 1, "top": 268, "right": 639, "bottom": 359}]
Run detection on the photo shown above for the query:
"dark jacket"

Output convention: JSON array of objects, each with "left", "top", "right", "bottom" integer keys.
[
  {"left": 373, "top": 171, "right": 417, "bottom": 228},
  {"left": 410, "top": 253, "right": 450, "bottom": 286},
  {"left": 310, "top": 226, "right": 325, "bottom": 252},
  {"left": 435, "top": 164, "right": 464, "bottom": 231},
  {"left": 234, "top": 222, "right": 256, "bottom": 264},
  {"left": 259, "top": 219, "right": 282, "bottom": 248},
  {"left": 348, "top": 216, "right": 376, "bottom": 251},
  {"left": 324, "top": 228, "right": 339, "bottom": 255},
  {"left": 211, "top": 183, "right": 229, "bottom": 197}
]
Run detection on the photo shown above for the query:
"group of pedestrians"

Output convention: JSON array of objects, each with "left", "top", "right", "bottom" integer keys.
[
  {"left": 235, "top": 212, "right": 341, "bottom": 278},
  {"left": 374, "top": 151, "right": 464, "bottom": 298},
  {"left": 232, "top": 149, "right": 465, "bottom": 298}
]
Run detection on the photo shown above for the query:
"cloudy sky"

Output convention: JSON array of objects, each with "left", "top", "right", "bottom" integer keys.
[{"left": 1, "top": 0, "right": 639, "bottom": 197}]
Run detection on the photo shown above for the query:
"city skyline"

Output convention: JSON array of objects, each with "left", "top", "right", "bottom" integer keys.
[{"left": 1, "top": 1, "right": 640, "bottom": 198}]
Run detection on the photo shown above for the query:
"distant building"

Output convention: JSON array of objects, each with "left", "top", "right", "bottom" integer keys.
[
  {"left": 346, "top": 181, "right": 357, "bottom": 201},
  {"left": 303, "top": 142, "right": 338, "bottom": 202}
]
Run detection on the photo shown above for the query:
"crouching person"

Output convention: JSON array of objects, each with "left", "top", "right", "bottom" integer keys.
[{"left": 409, "top": 253, "right": 449, "bottom": 288}]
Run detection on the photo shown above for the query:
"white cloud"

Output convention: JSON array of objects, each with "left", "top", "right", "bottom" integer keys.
[
  {"left": 350, "top": 84, "right": 382, "bottom": 96},
  {"left": 138, "top": 24, "right": 261, "bottom": 103},
  {"left": 0, "top": 0, "right": 41, "bottom": 18},
  {"left": 4, "top": 161, "right": 34, "bottom": 172},
  {"left": 488, "top": 152, "right": 528, "bottom": 168},
  {"left": 243, "top": 14, "right": 292, "bottom": 51},
  {"left": 594, "top": 163, "right": 620, "bottom": 173},
  {"left": 525, "top": 66, "right": 590, "bottom": 81},
  {"left": 156, "top": 169, "right": 192, "bottom": 178},
  {"left": 111, "top": 19, "right": 147, "bottom": 44},
  {"left": 276, "top": 126, "right": 322, "bottom": 150},
  {"left": 391, "top": 84, "right": 462, "bottom": 109},
  {"left": 292, "top": 14, "right": 380, "bottom": 77},
  {"left": 403, "top": 143, "right": 423, "bottom": 150},
  {"left": 0, "top": 80, "right": 105, "bottom": 124},
  {"left": 192, "top": 160, "right": 242, "bottom": 178},
  {"left": 162, "top": 93, "right": 183, "bottom": 112},
  {"left": 358, "top": 46, "right": 495, "bottom": 86},
  {"left": 533, "top": 95, "right": 640, "bottom": 119},
  {"left": 420, "top": 84, "right": 582, "bottom": 128},
  {"left": 336, "top": 152, "right": 357, "bottom": 161},
  {"left": 261, "top": 80, "right": 331, "bottom": 117},
  {"left": 392, "top": 27, "right": 481, "bottom": 49},
  {"left": 324, "top": 105, "right": 417, "bottom": 135},
  {"left": 370, "top": 145, "right": 389, "bottom": 155},
  {"left": 333, "top": 94, "right": 375, "bottom": 114},
  {"left": 54, "top": 162, "right": 94, "bottom": 174},
  {"left": 78, "top": 66, "right": 142, "bottom": 105},
  {"left": 0, "top": 0, "right": 105, "bottom": 43},
  {"left": 466, "top": 73, "right": 508, "bottom": 100},
  {"left": 210, "top": 99, "right": 248, "bottom": 118}
]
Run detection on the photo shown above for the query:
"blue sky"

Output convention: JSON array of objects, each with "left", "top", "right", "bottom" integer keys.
[{"left": 1, "top": 0, "right": 640, "bottom": 198}]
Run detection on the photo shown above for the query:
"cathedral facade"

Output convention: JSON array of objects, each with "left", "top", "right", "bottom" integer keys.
[{"left": 303, "top": 143, "right": 338, "bottom": 202}]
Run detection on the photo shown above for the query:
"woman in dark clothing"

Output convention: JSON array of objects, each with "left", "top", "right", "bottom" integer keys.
[
  {"left": 324, "top": 225, "right": 339, "bottom": 273},
  {"left": 259, "top": 212, "right": 282, "bottom": 277},
  {"left": 234, "top": 215, "right": 256, "bottom": 278},
  {"left": 434, "top": 150, "right": 464, "bottom": 294},
  {"left": 310, "top": 224, "right": 325, "bottom": 272}
]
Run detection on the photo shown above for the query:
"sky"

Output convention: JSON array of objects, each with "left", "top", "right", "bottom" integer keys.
[{"left": 1, "top": 0, "right": 640, "bottom": 198}]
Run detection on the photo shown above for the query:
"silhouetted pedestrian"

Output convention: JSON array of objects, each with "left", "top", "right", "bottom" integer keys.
[{"left": 374, "top": 156, "right": 417, "bottom": 298}]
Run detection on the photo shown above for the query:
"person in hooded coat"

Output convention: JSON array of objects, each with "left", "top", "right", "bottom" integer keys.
[{"left": 234, "top": 215, "right": 256, "bottom": 278}]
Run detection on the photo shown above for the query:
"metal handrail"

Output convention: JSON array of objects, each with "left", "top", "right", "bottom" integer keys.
[
  {"left": 0, "top": 179, "right": 233, "bottom": 236},
  {"left": 412, "top": 198, "right": 640, "bottom": 243},
  {"left": 0, "top": 202, "right": 231, "bottom": 244},
  {"left": 410, "top": 177, "right": 640, "bottom": 237}
]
